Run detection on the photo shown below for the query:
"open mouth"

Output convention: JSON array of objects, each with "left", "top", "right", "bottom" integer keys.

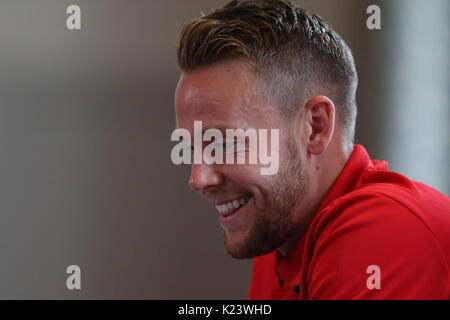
[{"left": 215, "top": 195, "right": 252, "bottom": 217}]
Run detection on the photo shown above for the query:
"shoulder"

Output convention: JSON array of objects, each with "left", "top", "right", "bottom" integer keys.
[
  {"left": 307, "top": 189, "right": 450, "bottom": 299},
  {"left": 314, "top": 187, "right": 446, "bottom": 264},
  {"left": 318, "top": 178, "right": 446, "bottom": 236},
  {"left": 313, "top": 188, "right": 427, "bottom": 245}
]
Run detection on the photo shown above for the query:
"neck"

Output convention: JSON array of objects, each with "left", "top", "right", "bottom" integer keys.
[{"left": 277, "top": 142, "right": 354, "bottom": 257}]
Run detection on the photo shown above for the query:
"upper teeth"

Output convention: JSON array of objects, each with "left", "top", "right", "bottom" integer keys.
[{"left": 215, "top": 195, "right": 251, "bottom": 213}]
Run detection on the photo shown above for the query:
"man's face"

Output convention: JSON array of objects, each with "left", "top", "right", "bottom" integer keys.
[{"left": 175, "top": 60, "right": 309, "bottom": 258}]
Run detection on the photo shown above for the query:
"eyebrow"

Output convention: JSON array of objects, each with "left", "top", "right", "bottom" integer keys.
[
  {"left": 203, "top": 125, "right": 251, "bottom": 133},
  {"left": 173, "top": 124, "right": 252, "bottom": 135},
  {"left": 202, "top": 127, "right": 228, "bottom": 135}
]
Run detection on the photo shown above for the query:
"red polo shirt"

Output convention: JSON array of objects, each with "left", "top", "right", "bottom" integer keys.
[{"left": 248, "top": 144, "right": 450, "bottom": 299}]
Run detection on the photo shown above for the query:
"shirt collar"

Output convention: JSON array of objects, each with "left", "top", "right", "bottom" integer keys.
[{"left": 274, "top": 144, "right": 388, "bottom": 287}]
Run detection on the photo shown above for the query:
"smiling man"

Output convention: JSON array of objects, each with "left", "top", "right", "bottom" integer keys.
[{"left": 174, "top": 0, "right": 450, "bottom": 299}]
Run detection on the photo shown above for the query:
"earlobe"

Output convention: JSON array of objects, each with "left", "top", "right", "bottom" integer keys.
[{"left": 305, "top": 96, "right": 335, "bottom": 155}]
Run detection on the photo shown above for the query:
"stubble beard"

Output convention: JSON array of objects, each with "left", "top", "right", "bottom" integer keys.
[{"left": 224, "top": 140, "right": 309, "bottom": 259}]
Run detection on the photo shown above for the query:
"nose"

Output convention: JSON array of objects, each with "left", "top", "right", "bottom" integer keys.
[{"left": 188, "top": 163, "right": 224, "bottom": 192}]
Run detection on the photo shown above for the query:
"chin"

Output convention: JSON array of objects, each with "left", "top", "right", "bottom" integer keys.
[
  {"left": 223, "top": 231, "right": 254, "bottom": 259},
  {"left": 223, "top": 230, "right": 277, "bottom": 259}
]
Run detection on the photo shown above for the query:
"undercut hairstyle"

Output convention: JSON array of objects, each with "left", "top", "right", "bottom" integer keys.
[{"left": 177, "top": 0, "right": 358, "bottom": 143}]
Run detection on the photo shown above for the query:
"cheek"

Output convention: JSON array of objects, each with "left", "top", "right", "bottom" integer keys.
[
  {"left": 222, "top": 165, "right": 279, "bottom": 207},
  {"left": 222, "top": 163, "right": 263, "bottom": 186}
]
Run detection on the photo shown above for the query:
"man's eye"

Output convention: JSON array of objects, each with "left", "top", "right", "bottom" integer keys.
[
  {"left": 223, "top": 142, "right": 236, "bottom": 152},
  {"left": 221, "top": 141, "right": 246, "bottom": 153},
  {"left": 235, "top": 141, "right": 246, "bottom": 151}
]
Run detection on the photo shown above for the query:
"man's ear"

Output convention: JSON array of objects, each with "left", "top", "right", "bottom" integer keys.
[{"left": 302, "top": 95, "right": 335, "bottom": 155}]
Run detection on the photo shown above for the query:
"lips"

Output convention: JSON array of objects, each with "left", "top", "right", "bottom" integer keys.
[{"left": 215, "top": 195, "right": 252, "bottom": 217}]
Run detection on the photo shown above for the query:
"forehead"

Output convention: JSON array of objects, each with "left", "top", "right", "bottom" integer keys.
[{"left": 175, "top": 60, "right": 271, "bottom": 129}]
